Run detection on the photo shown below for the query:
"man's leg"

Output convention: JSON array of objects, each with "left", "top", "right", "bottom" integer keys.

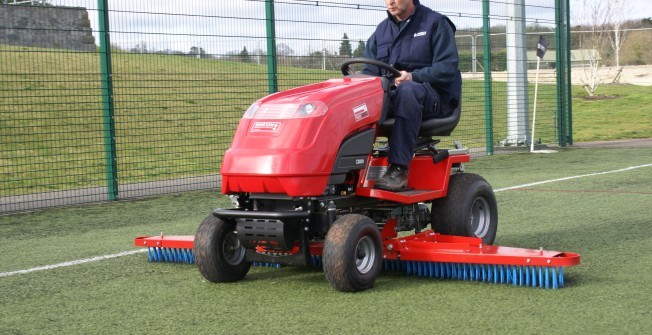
[
  {"left": 375, "top": 82, "right": 439, "bottom": 191},
  {"left": 387, "top": 82, "right": 439, "bottom": 165}
]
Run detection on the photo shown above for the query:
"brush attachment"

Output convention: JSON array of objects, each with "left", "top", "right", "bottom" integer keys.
[
  {"left": 385, "top": 260, "right": 565, "bottom": 289},
  {"left": 134, "top": 232, "right": 579, "bottom": 290},
  {"left": 135, "top": 235, "right": 195, "bottom": 264},
  {"left": 381, "top": 231, "right": 578, "bottom": 289}
]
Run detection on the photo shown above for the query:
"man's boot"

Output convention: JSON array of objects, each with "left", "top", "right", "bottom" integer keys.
[{"left": 374, "top": 164, "right": 409, "bottom": 191}]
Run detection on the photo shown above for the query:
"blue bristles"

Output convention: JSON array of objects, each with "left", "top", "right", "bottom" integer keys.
[
  {"left": 143, "top": 250, "right": 565, "bottom": 288},
  {"left": 385, "top": 260, "right": 565, "bottom": 289},
  {"left": 147, "top": 247, "right": 195, "bottom": 264},
  {"left": 252, "top": 262, "right": 282, "bottom": 268}
]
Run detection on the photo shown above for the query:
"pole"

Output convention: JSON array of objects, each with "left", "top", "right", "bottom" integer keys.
[
  {"left": 472, "top": 35, "right": 477, "bottom": 79},
  {"left": 265, "top": 0, "right": 278, "bottom": 94},
  {"left": 505, "top": 0, "right": 529, "bottom": 146},
  {"left": 482, "top": 0, "right": 494, "bottom": 155},
  {"left": 564, "top": 0, "right": 573, "bottom": 145},
  {"left": 530, "top": 57, "right": 541, "bottom": 152},
  {"left": 98, "top": 0, "right": 118, "bottom": 201}
]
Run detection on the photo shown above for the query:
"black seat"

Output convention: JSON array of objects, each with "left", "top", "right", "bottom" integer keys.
[{"left": 377, "top": 96, "right": 461, "bottom": 138}]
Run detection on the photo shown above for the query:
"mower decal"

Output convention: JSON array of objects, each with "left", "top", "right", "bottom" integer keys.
[
  {"left": 251, "top": 121, "right": 281, "bottom": 133},
  {"left": 353, "top": 103, "right": 369, "bottom": 121}
]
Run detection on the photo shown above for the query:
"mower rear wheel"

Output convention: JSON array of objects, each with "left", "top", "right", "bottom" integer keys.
[
  {"left": 194, "top": 215, "right": 250, "bottom": 283},
  {"left": 323, "top": 214, "right": 382, "bottom": 292},
  {"left": 431, "top": 173, "right": 498, "bottom": 244}
]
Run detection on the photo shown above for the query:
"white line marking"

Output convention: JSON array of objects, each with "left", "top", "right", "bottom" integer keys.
[
  {"left": 494, "top": 163, "right": 652, "bottom": 193},
  {"left": 0, "top": 249, "right": 147, "bottom": 278},
  {"left": 2, "top": 163, "right": 650, "bottom": 278}
]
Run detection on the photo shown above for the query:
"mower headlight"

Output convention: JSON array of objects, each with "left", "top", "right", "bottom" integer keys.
[
  {"left": 299, "top": 103, "right": 316, "bottom": 116},
  {"left": 294, "top": 101, "right": 328, "bottom": 118}
]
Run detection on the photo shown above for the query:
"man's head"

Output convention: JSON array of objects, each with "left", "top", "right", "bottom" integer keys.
[{"left": 384, "top": 0, "right": 416, "bottom": 21}]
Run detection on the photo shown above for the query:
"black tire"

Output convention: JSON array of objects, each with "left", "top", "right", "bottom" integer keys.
[
  {"left": 431, "top": 173, "right": 498, "bottom": 244},
  {"left": 323, "top": 214, "right": 383, "bottom": 292},
  {"left": 194, "top": 215, "right": 250, "bottom": 282}
]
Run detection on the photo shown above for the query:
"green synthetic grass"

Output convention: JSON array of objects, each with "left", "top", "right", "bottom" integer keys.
[{"left": 1, "top": 147, "right": 651, "bottom": 334}]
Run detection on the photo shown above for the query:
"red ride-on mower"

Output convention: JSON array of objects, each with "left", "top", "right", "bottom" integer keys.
[{"left": 135, "top": 58, "right": 579, "bottom": 292}]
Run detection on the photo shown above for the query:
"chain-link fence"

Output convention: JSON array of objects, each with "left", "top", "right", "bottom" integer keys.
[{"left": 1, "top": 0, "right": 576, "bottom": 212}]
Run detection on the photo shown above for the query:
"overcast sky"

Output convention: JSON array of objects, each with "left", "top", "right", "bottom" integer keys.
[{"left": 48, "top": 0, "right": 651, "bottom": 56}]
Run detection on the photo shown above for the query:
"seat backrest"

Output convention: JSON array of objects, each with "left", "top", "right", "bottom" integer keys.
[{"left": 377, "top": 95, "right": 462, "bottom": 138}]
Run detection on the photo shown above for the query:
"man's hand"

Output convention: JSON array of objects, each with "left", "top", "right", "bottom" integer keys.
[{"left": 395, "top": 70, "right": 412, "bottom": 86}]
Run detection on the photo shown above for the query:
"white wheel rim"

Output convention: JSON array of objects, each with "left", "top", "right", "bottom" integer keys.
[
  {"left": 355, "top": 236, "right": 376, "bottom": 274},
  {"left": 471, "top": 196, "right": 491, "bottom": 238}
]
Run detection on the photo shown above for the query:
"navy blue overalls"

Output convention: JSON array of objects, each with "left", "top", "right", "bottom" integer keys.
[{"left": 362, "top": 0, "right": 462, "bottom": 167}]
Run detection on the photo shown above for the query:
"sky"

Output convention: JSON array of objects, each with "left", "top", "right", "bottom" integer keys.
[{"left": 45, "top": 0, "right": 652, "bottom": 56}]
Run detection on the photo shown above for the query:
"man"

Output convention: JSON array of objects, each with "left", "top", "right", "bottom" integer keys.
[{"left": 362, "top": 0, "right": 462, "bottom": 191}]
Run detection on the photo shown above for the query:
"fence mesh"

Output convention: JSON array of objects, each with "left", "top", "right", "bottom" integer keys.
[{"left": 1, "top": 0, "right": 575, "bottom": 212}]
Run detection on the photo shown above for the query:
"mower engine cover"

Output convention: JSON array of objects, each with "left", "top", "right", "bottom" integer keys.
[{"left": 221, "top": 76, "right": 385, "bottom": 196}]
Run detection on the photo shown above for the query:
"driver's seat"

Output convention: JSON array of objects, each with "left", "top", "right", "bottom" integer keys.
[{"left": 377, "top": 94, "right": 461, "bottom": 138}]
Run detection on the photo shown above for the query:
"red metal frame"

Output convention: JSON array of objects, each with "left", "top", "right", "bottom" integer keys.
[
  {"left": 357, "top": 154, "right": 470, "bottom": 203},
  {"left": 134, "top": 235, "right": 194, "bottom": 249},
  {"left": 134, "top": 227, "right": 580, "bottom": 268}
]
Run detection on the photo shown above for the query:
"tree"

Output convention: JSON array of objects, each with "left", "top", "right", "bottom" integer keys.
[
  {"left": 606, "top": 0, "right": 632, "bottom": 77},
  {"left": 339, "top": 33, "right": 352, "bottom": 58},
  {"left": 353, "top": 40, "right": 365, "bottom": 58},
  {"left": 188, "top": 46, "right": 206, "bottom": 58},
  {"left": 276, "top": 43, "right": 294, "bottom": 57},
  {"left": 239, "top": 46, "right": 251, "bottom": 63},
  {"left": 573, "top": 0, "right": 611, "bottom": 96}
]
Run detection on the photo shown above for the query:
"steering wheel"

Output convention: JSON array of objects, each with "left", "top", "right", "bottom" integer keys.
[{"left": 340, "top": 57, "right": 401, "bottom": 78}]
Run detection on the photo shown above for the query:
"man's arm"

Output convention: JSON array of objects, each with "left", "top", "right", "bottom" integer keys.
[
  {"left": 360, "top": 32, "right": 379, "bottom": 76},
  {"left": 411, "top": 18, "right": 459, "bottom": 87}
]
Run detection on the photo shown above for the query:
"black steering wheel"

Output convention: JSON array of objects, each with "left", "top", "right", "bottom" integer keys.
[{"left": 340, "top": 57, "right": 401, "bottom": 78}]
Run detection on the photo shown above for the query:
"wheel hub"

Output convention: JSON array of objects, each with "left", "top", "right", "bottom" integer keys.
[
  {"left": 355, "top": 236, "right": 376, "bottom": 274},
  {"left": 471, "top": 196, "right": 491, "bottom": 238},
  {"left": 223, "top": 232, "right": 245, "bottom": 265}
]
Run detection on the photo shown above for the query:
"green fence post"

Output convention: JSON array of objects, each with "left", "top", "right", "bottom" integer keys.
[
  {"left": 482, "top": 0, "right": 494, "bottom": 155},
  {"left": 98, "top": 0, "right": 118, "bottom": 200},
  {"left": 554, "top": 0, "right": 571, "bottom": 147},
  {"left": 265, "top": 0, "right": 278, "bottom": 94},
  {"left": 564, "top": 0, "right": 573, "bottom": 145}
]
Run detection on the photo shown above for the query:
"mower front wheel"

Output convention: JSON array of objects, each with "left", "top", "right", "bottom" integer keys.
[
  {"left": 431, "top": 173, "right": 498, "bottom": 244},
  {"left": 194, "top": 215, "right": 251, "bottom": 283},
  {"left": 323, "top": 214, "right": 382, "bottom": 292}
]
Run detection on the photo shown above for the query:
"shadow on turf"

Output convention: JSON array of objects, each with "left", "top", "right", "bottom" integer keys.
[{"left": 238, "top": 266, "right": 477, "bottom": 292}]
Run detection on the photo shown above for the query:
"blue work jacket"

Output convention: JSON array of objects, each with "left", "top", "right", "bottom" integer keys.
[{"left": 362, "top": 0, "right": 462, "bottom": 111}]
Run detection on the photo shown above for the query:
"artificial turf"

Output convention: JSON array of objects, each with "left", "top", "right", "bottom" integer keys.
[{"left": 1, "top": 146, "right": 651, "bottom": 334}]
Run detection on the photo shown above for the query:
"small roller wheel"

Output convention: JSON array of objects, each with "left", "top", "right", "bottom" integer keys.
[
  {"left": 323, "top": 214, "right": 382, "bottom": 292},
  {"left": 431, "top": 173, "right": 498, "bottom": 244},
  {"left": 194, "top": 215, "right": 250, "bottom": 282}
]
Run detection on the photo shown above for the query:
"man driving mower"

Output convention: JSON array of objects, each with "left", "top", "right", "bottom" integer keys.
[{"left": 362, "top": 0, "right": 462, "bottom": 191}]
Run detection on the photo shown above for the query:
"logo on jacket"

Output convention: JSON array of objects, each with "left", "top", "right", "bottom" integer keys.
[{"left": 414, "top": 31, "right": 427, "bottom": 38}]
